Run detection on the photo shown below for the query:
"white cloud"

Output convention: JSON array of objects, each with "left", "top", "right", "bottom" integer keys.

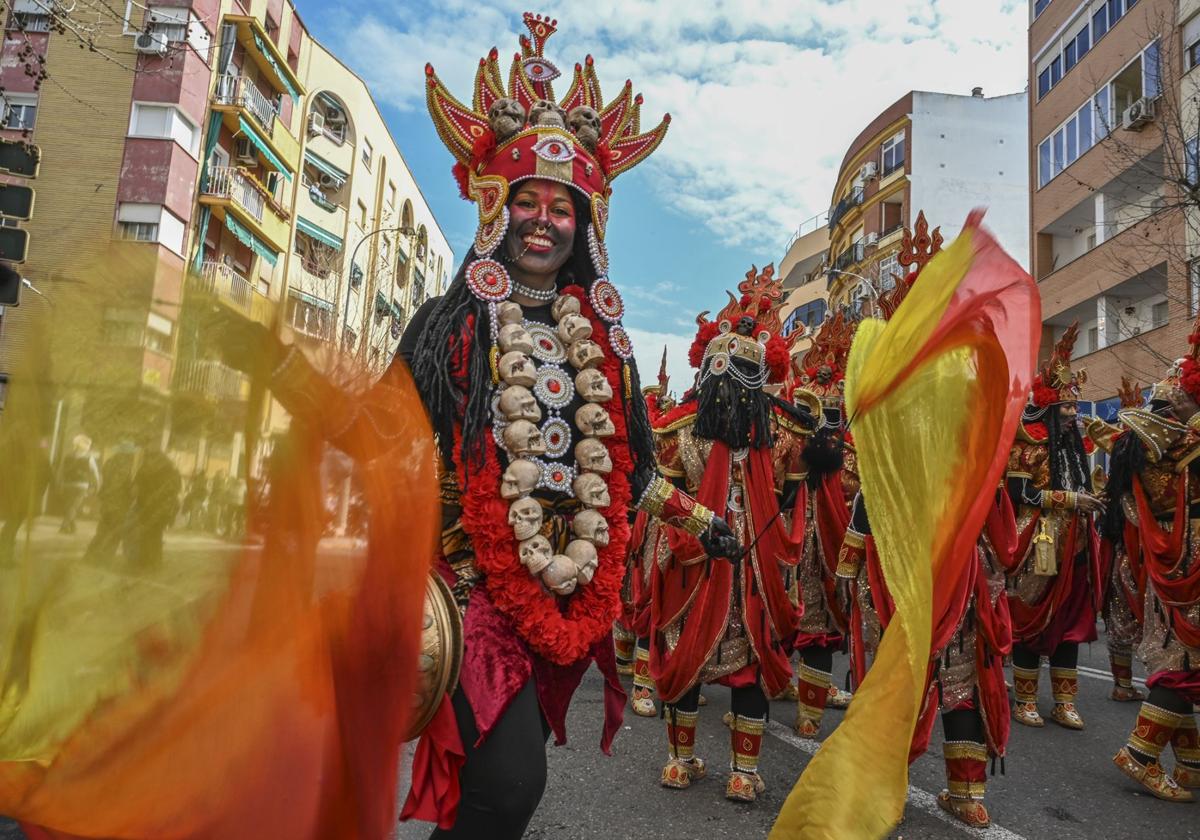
[
  {"left": 626, "top": 325, "right": 697, "bottom": 399},
  {"left": 328, "top": 0, "right": 1028, "bottom": 251}
]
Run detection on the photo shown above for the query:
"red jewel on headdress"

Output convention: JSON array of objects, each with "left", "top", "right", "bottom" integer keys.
[
  {"left": 548, "top": 379, "right": 562, "bottom": 394},
  {"left": 466, "top": 258, "right": 512, "bottom": 303},
  {"left": 589, "top": 279, "right": 624, "bottom": 324}
]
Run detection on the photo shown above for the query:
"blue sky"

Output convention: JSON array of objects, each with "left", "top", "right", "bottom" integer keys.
[{"left": 296, "top": 0, "right": 1029, "bottom": 385}]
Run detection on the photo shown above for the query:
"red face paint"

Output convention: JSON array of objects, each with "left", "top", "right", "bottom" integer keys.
[{"left": 503, "top": 179, "right": 576, "bottom": 279}]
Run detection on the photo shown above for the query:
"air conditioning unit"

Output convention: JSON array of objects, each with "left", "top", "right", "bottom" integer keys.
[
  {"left": 1122, "top": 97, "right": 1155, "bottom": 131},
  {"left": 308, "top": 111, "right": 325, "bottom": 136},
  {"left": 134, "top": 31, "right": 169, "bottom": 55},
  {"left": 234, "top": 137, "right": 256, "bottom": 164},
  {"left": 860, "top": 161, "right": 878, "bottom": 180},
  {"left": 864, "top": 232, "right": 880, "bottom": 246},
  {"left": 324, "top": 105, "right": 345, "bottom": 126},
  {"left": 317, "top": 172, "right": 339, "bottom": 189}
]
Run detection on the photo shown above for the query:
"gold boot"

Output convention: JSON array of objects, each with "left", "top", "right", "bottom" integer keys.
[
  {"left": 1114, "top": 748, "right": 1194, "bottom": 803},
  {"left": 1050, "top": 667, "right": 1084, "bottom": 730},
  {"left": 661, "top": 707, "right": 704, "bottom": 790},
  {"left": 631, "top": 645, "right": 658, "bottom": 717},
  {"left": 726, "top": 714, "right": 766, "bottom": 803},
  {"left": 1012, "top": 665, "right": 1043, "bottom": 727}
]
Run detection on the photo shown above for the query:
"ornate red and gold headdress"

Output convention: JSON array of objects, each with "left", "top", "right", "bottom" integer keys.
[
  {"left": 1166, "top": 313, "right": 1200, "bottom": 402},
  {"left": 689, "top": 264, "right": 790, "bottom": 388},
  {"left": 876, "top": 211, "right": 943, "bottom": 320},
  {"left": 793, "top": 310, "right": 855, "bottom": 409},
  {"left": 425, "top": 11, "right": 670, "bottom": 268},
  {"left": 1118, "top": 376, "right": 1145, "bottom": 408},
  {"left": 1032, "top": 322, "right": 1086, "bottom": 407}
]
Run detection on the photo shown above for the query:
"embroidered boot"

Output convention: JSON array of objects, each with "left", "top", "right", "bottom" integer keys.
[
  {"left": 1171, "top": 714, "right": 1200, "bottom": 789},
  {"left": 1012, "top": 665, "right": 1043, "bottom": 727},
  {"left": 937, "top": 741, "right": 991, "bottom": 828},
  {"left": 827, "top": 683, "right": 853, "bottom": 709},
  {"left": 795, "top": 663, "right": 832, "bottom": 737},
  {"left": 726, "top": 714, "right": 767, "bottom": 802},
  {"left": 1109, "top": 649, "right": 1144, "bottom": 702},
  {"left": 613, "top": 629, "right": 635, "bottom": 677},
  {"left": 1113, "top": 703, "right": 1194, "bottom": 802},
  {"left": 631, "top": 643, "right": 658, "bottom": 717},
  {"left": 1049, "top": 667, "right": 1084, "bottom": 730},
  {"left": 661, "top": 707, "right": 705, "bottom": 789}
]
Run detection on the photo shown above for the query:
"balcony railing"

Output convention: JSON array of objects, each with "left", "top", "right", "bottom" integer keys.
[
  {"left": 828, "top": 185, "right": 865, "bottom": 231},
  {"left": 196, "top": 261, "right": 253, "bottom": 313},
  {"left": 214, "top": 74, "right": 278, "bottom": 136},
  {"left": 204, "top": 165, "right": 265, "bottom": 223},
  {"left": 831, "top": 242, "right": 865, "bottom": 273},
  {"left": 783, "top": 210, "right": 830, "bottom": 254},
  {"left": 174, "top": 358, "right": 246, "bottom": 402}
]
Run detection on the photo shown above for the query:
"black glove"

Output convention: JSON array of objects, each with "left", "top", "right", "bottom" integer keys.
[
  {"left": 202, "top": 304, "right": 284, "bottom": 377},
  {"left": 699, "top": 515, "right": 741, "bottom": 561}
]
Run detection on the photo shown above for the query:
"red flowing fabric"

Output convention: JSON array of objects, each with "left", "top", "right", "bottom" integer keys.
[
  {"left": 399, "top": 698, "right": 466, "bottom": 829},
  {"left": 1008, "top": 516, "right": 1078, "bottom": 642},
  {"left": 1133, "top": 476, "right": 1200, "bottom": 647},
  {"left": 1147, "top": 670, "right": 1200, "bottom": 704}
]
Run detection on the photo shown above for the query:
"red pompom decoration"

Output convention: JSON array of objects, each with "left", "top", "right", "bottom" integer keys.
[
  {"left": 452, "top": 162, "right": 471, "bottom": 200},
  {"left": 689, "top": 322, "right": 721, "bottom": 369},
  {"left": 594, "top": 142, "right": 615, "bottom": 175},
  {"left": 765, "top": 335, "right": 791, "bottom": 384},
  {"left": 1181, "top": 357, "right": 1200, "bottom": 401},
  {"left": 1032, "top": 382, "right": 1060, "bottom": 408}
]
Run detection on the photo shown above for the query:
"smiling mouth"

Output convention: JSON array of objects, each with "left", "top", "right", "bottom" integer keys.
[{"left": 522, "top": 233, "right": 555, "bottom": 252}]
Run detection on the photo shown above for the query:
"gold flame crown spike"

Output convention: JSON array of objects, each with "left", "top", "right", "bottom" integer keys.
[
  {"left": 877, "top": 210, "right": 944, "bottom": 320},
  {"left": 1118, "top": 376, "right": 1144, "bottom": 408}
]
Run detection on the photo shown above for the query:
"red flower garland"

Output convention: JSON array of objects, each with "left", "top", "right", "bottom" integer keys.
[
  {"left": 455, "top": 285, "right": 633, "bottom": 666},
  {"left": 1182, "top": 357, "right": 1200, "bottom": 402}
]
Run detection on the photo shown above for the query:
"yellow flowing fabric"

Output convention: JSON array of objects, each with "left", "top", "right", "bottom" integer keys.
[
  {"left": 770, "top": 215, "right": 1038, "bottom": 839},
  {"left": 0, "top": 249, "right": 437, "bottom": 839}
]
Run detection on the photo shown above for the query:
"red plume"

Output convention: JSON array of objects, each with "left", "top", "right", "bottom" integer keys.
[
  {"left": 765, "top": 335, "right": 790, "bottom": 384},
  {"left": 689, "top": 322, "right": 720, "bottom": 369}
]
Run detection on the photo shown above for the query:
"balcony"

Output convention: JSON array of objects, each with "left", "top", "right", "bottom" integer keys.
[
  {"left": 199, "top": 164, "right": 290, "bottom": 253},
  {"left": 832, "top": 241, "right": 865, "bottom": 273},
  {"left": 214, "top": 74, "right": 278, "bottom": 137},
  {"left": 173, "top": 358, "right": 248, "bottom": 403},
  {"left": 828, "top": 185, "right": 864, "bottom": 231},
  {"left": 195, "top": 261, "right": 253, "bottom": 313},
  {"left": 223, "top": 14, "right": 307, "bottom": 103}
]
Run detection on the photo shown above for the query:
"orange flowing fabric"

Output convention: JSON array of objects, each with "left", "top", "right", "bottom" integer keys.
[
  {"left": 0, "top": 261, "right": 437, "bottom": 839},
  {"left": 770, "top": 213, "right": 1038, "bottom": 840}
]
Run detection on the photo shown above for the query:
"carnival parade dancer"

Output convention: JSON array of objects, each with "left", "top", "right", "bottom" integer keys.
[
  {"left": 1102, "top": 327, "right": 1200, "bottom": 802},
  {"left": 834, "top": 217, "right": 1015, "bottom": 828},
  {"left": 787, "top": 312, "right": 858, "bottom": 735},
  {"left": 1006, "top": 324, "right": 1105, "bottom": 731},
  {"left": 647, "top": 266, "right": 820, "bottom": 802},
  {"left": 233, "top": 13, "right": 740, "bottom": 838}
]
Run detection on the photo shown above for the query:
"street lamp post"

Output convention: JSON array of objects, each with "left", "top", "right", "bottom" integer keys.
[{"left": 341, "top": 223, "right": 416, "bottom": 356}]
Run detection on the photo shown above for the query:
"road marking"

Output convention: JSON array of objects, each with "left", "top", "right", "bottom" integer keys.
[
  {"left": 1077, "top": 664, "right": 1146, "bottom": 686},
  {"left": 765, "top": 720, "right": 1029, "bottom": 840}
]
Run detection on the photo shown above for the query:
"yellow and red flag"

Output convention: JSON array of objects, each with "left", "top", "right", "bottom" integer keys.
[{"left": 770, "top": 212, "right": 1039, "bottom": 839}]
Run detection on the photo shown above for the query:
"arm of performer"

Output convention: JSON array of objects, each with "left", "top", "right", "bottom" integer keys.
[
  {"left": 835, "top": 492, "right": 870, "bottom": 580},
  {"left": 1004, "top": 474, "right": 1104, "bottom": 515}
]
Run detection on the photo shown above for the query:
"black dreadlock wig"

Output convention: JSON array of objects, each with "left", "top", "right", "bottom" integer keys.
[
  {"left": 694, "top": 357, "right": 774, "bottom": 450},
  {"left": 1045, "top": 407, "right": 1091, "bottom": 494},
  {"left": 408, "top": 189, "right": 657, "bottom": 491},
  {"left": 1100, "top": 430, "right": 1146, "bottom": 541}
]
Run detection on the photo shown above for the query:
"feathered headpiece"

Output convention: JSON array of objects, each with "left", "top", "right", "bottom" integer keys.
[
  {"left": 794, "top": 310, "right": 856, "bottom": 409},
  {"left": 425, "top": 12, "right": 670, "bottom": 270},
  {"left": 1031, "top": 322, "right": 1086, "bottom": 407},
  {"left": 690, "top": 264, "right": 791, "bottom": 388}
]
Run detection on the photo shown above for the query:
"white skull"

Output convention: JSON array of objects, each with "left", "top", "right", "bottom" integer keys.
[
  {"left": 508, "top": 496, "right": 544, "bottom": 541},
  {"left": 575, "top": 369, "right": 613, "bottom": 403},
  {"left": 574, "top": 438, "right": 613, "bottom": 474},
  {"left": 499, "top": 323, "right": 536, "bottom": 356},
  {"left": 565, "top": 539, "right": 599, "bottom": 584},
  {"left": 575, "top": 403, "right": 615, "bottom": 438},
  {"left": 499, "top": 350, "right": 537, "bottom": 388},
  {"left": 551, "top": 294, "right": 582, "bottom": 321},
  {"left": 541, "top": 554, "right": 578, "bottom": 595},
  {"left": 488, "top": 97, "right": 527, "bottom": 142},
  {"left": 503, "top": 419, "right": 547, "bottom": 457},
  {"left": 500, "top": 458, "right": 541, "bottom": 499},
  {"left": 499, "top": 386, "right": 542, "bottom": 423},
  {"left": 557, "top": 313, "right": 593, "bottom": 344},
  {"left": 519, "top": 534, "right": 553, "bottom": 575},
  {"left": 529, "top": 99, "right": 567, "bottom": 129},
  {"left": 497, "top": 301, "right": 524, "bottom": 326},
  {"left": 573, "top": 472, "right": 611, "bottom": 508},
  {"left": 572, "top": 509, "right": 610, "bottom": 547},
  {"left": 567, "top": 106, "right": 601, "bottom": 151},
  {"left": 567, "top": 339, "right": 605, "bottom": 370}
]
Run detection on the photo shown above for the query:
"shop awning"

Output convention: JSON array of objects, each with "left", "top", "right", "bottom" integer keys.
[
  {"left": 253, "top": 31, "right": 300, "bottom": 103},
  {"left": 374, "top": 290, "right": 390, "bottom": 315},
  {"left": 289, "top": 288, "right": 334, "bottom": 310},
  {"left": 296, "top": 216, "right": 343, "bottom": 250},
  {"left": 224, "top": 212, "right": 278, "bottom": 266},
  {"left": 304, "top": 151, "right": 347, "bottom": 187},
  {"left": 390, "top": 300, "right": 403, "bottom": 320},
  {"left": 238, "top": 116, "right": 291, "bottom": 179}
]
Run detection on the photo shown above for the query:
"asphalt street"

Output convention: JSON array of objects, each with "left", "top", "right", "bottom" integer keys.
[{"left": 1, "top": 518, "right": 1196, "bottom": 839}]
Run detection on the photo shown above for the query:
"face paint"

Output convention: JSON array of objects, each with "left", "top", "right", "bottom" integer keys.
[{"left": 504, "top": 179, "right": 576, "bottom": 279}]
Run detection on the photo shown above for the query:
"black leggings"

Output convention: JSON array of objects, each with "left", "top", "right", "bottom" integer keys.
[
  {"left": 671, "top": 683, "right": 769, "bottom": 718},
  {"left": 1012, "top": 642, "right": 1078, "bottom": 671},
  {"left": 429, "top": 680, "right": 551, "bottom": 840}
]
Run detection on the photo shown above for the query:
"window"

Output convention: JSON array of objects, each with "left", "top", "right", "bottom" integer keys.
[
  {"left": 387, "top": 181, "right": 396, "bottom": 208},
  {"left": 1078, "top": 105, "right": 1093, "bottom": 150},
  {"left": 1152, "top": 300, "right": 1169, "bottom": 327},
  {"left": 881, "top": 132, "right": 905, "bottom": 175},
  {"left": 380, "top": 235, "right": 391, "bottom": 264},
  {"left": 286, "top": 292, "right": 334, "bottom": 340},
  {"left": 1087, "top": 326, "right": 1099, "bottom": 353},
  {"left": 1092, "top": 5, "right": 1108, "bottom": 40},
  {"left": 1064, "top": 39, "right": 1077, "bottom": 73},
  {"left": 119, "top": 221, "right": 159, "bottom": 242},
  {"left": 1143, "top": 39, "right": 1160, "bottom": 99},
  {"left": 395, "top": 244, "right": 409, "bottom": 286},
  {"left": 1187, "top": 15, "right": 1200, "bottom": 70},
  {"left": 1038, "top": 67, "right": 1051, "bottom": 99},
  {"left": 1036, "top": 1, "right": 1135, "bottom": 100},
  {"left": 1038, "top": 139, "right": 1052, "bottom": 188},
  {"left": 361, "top": 138, "right": 373, "bottom": 171},
  {"left": 2, "top": 95, "right": 37, "bottom": 131},
  {"left": 264, "top": 11, "right": 279, "bottom": 40},
  {"left": 1035, "top": 0, "right": 1052, "bottom": 16},
  {"left": 1191, "top": 259, "right": 1200, "bottom": 317},
  {"left": 1187, "top": 137, "right": 1199, "bottom": 185},
  {"left": 1094, "top": 86, "right": 1110, "bottom": 139},
  {"left": 129, "top": 103, "right": 198, "bottom": 154},
  {"left": 349, "top": 261, "right": 363, "bottom": 288},
  {"left": 1052, "top": 129, "right": 1064, "bottom": 176},
  {"left": 1066, "top": 116, "right": 1078, "bottom": 162},
  {"left": 877, "top": 252, "right": 900, "bottom": 287},
  {"left": 357, "top": 200, "right": 367, "bottom": 228},
  {"left": 412, "top": 268, "right": 425, "bottom": 306},
  {"left": 147, "top": 6, "right": 188, "bottom": 42},
  {"left": 9, "top": 0, "right": 50, "bottom": 31}
]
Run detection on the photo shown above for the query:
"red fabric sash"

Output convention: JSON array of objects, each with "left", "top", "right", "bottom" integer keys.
[
  {"left": 1147, "top": 669, "right": 1200, "bottom": 705},
  {"left": 400, "top": 698, "right": 466, "bottom": 829},
  {"left": 1133, "top": 475, "right": 1200, "bottom": 647},
  {"left": 814, "top": 471, "right": 851, "bottom": 630},
  {"left": 987, "top": 490, "right": 1022, "bottom": 574},
  {"left": 1007, "top": 515, "right": 1077, "bottom": 642}
]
